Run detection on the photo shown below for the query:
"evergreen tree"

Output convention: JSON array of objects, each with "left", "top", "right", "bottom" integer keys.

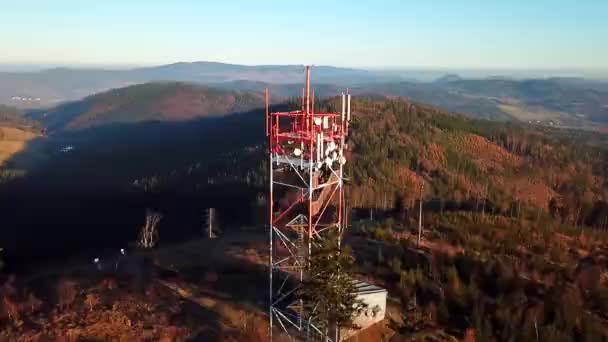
[{"left": 300, "top": 232, "right": 367, "bottom": 338}]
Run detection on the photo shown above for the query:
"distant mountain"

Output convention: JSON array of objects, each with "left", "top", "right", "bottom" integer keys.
[
  {"left": 2, "top": 61, "right": 607, "bottom": 128},
  {"left": 349, "top": 82, "right": 512, "bottom": 120},
  {"left": 434, "top": 74, "right": 462, "bottom": 83},
  {"left": 0, "top": 62, "right": 395, "bottom": 108},
  {"left": 214, "top": 78, "right": 608, "bottom": 124},
  {"left": 133, "top": 62, "right": 386, "bottom": 84},
  {"left": 33, "top": 82, "right": 266, "bottom": 131},
  {"left": 441, "top": 78, "right": 608, "bottom": 125}
]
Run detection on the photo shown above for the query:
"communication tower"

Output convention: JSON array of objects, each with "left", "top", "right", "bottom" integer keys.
[{"left": 267, "top": 66, "right": 351, "bottom": 340}]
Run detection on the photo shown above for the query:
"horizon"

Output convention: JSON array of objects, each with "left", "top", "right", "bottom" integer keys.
[
  {"left": 2, "top": 1, "right": 607, "bottom": 71},
  {"left": 1, "top": 61, "right": 607, "bottom": 81}
]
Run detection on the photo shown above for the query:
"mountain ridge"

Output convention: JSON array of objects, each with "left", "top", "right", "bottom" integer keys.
[
  {"left": 33, "top": 82, "right": 267, "bottom": 131},
  {"left": 1, "top": 62, "right": 607, "bottom": 129}
]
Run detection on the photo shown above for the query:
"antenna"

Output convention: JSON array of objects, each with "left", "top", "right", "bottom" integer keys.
[
  {"left": 266, "top": 66, "right": 352, "bottom": 341},
  {"left": 305, "top": 65, "right": 311, "bottom": 114},
  {"left": 347, "top": 94, "right": 351, "bottom": 121},
  {"left": 341, "top": 93, "right": 346, "bottom": 122},
  {"left": 265, "top": 88, "right": 269, "bottom": 136}
]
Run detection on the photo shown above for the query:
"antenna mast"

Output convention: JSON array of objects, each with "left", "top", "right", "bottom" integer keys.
[{"left": 267, "top": 66, "right": 351, "bottom": 341}]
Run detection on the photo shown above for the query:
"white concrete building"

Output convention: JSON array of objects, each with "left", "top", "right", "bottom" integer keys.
[{"left": 340, "top": 280, "right": 387, "bottom": 341}]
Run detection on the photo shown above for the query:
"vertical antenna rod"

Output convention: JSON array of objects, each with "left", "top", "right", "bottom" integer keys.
[
  {"left": 341, "top": 93, "right": 346, "bottom": 122},
  {"left": 265, "top": 88, "right": 269, "bottom": 136},
  {"left": 305, "top": 65, "right": 311, "bottom": 114},
  {"left": 347, "top": 93, "right": 351, "bottom": 121}
]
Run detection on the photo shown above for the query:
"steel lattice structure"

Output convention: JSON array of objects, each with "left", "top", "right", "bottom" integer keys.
[{"left": 267, "top": 66, "right": 351, "bottom": 341}]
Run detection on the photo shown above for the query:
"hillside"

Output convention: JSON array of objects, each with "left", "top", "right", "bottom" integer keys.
[
  {"left": 3, "top": 95, "right": 608, "bottom": 340},
  {"left": 0, "top": 105, "right": 42, "bottom": 172},
  {"left": 213, "top": 78, "right": 608, "bottom": 125},
  {"left": 0, "top": 126, "right": 40, "bottom": 167},
  {"left": 0, "top": 105, "right": 38, "bottom": 129},
  {"left": 315, "top": 97, "right": 608, "bottom": 229},
  {"left": 35, "top": 82, "right": 266, "bottom": 131}
]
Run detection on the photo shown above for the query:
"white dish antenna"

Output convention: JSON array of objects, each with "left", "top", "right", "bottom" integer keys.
[
  {"left": 293, "top": 148, "right": 302, "bottom": 157},
  {"left": 314, "top": 118, "right": 323, "bottom": 126}
]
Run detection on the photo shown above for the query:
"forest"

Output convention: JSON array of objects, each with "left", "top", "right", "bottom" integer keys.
[{"left": 1, "top": 95, "right": 608, "bottom": 340}]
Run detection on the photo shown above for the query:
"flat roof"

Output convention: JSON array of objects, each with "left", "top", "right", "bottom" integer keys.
[{"left": 352, "top": 279, "right": 387, "bottom": 295}]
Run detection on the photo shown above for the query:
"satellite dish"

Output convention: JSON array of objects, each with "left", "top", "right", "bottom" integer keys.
[
  {"left": 93, "top": 258, "right": 100, "bottom": 264},
  {"left": 316, "top": 162, "right": 323, "bottom": 169},
  {"left": 340, "top": 156, "right": 347, "bottom": 165},
  {"left": 332, "top": 151, "right": 338, "bottom": 160},
  {"left": 314, "top": 118, "right": 323, "bottom": 126},
  {"left": 294, "top": 148, "right": 302, "bottom": 157}
]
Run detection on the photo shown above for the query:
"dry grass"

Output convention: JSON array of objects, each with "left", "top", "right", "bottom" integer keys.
[
  {"left": 1, "top": 232, "right": 274, "bottom": 341},
  {"left": 0, "top": 126, "right": 38, "bottom": 166}
]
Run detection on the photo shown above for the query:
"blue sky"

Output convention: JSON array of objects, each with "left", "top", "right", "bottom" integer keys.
[{"left": 1, "top": 0, "right": 606, "bottom": 69}]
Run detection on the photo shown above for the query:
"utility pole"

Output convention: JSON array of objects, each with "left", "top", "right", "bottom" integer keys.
[
  {"left": 517, "top": 200, "right": 522, "bottom": 219},
  {"left": 204, "top": 208, "right": 216, "bottom": 238},
  {"left": 481, "top": 183, "right": 488, "bottom": 220},
  {"left": 417, "top": 182, "right": 424, "bottom": 248},
  {"left": 209, "top": 208, "right": 213, "bottom": 238}
]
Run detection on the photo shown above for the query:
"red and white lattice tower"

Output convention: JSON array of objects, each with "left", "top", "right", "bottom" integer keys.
[{"left": 267, "top": 66, "right": 351, "bottom": 341}]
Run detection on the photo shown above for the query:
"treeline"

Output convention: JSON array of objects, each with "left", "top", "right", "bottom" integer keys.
[{"left": 0, "top": 105, "right": 40, "bottom": 130}]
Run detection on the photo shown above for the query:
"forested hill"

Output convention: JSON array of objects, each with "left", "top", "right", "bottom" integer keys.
[
  {"left": 339, "top": 97, "right": 608, "bottom": 228},
  {"left": 33, "top": 82, "right": 267, "bottom": 131},
  {"left": 7, "top": 87, "right": 608, "bottom": 231},
  {"left": 4, "top": 92, "right": 608, "bottom": 262}
]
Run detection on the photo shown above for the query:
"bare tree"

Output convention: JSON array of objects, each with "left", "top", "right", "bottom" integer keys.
[
  {"left": 417, "top": 182, "right": 424, "bottom": 248},
  {"left": 85, "top": 293, "right": 101, "bottom": 312},
  {"left": 203, "top": 208, "right": 217, "bottom": 238},
  {"left": 2, "top": 296, "right": 20, "bottom": 323},
  {"left": 56, "top": 279, "right": 78, "bottom": 311},
  {"left": 138, "top": 209, "right": 163, "bottom": 248},
  {"left": 25, "top": 292, "right": 42, "bottom": 313}
]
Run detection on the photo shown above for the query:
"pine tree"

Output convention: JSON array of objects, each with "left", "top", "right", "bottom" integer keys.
[{"left": 300, "top": 232, "right": 367, "bottom": 338}]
